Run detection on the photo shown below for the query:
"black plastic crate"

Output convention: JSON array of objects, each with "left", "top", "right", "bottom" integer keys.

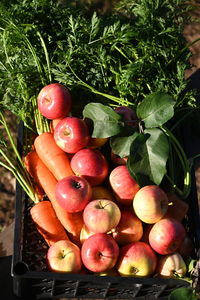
[{"left": 11, "top": 79, "right": 200, "bottom": 299}]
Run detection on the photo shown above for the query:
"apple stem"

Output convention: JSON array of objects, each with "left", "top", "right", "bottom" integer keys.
[
  {"left": 63, "top": 130, "right": 70, "bottom": 136},
  {"left": 98, "top": 200, "right": 104, "bottom": 209},
  {"left": 72, "top": 180, "right": 82, "bottom": 190},
  {"left": 131, "top": 266, "right": 139, "bottom": 275}
]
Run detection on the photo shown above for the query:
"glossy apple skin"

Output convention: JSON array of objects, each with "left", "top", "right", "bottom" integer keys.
[
  {"left": 50, "top": 118, "right": 63, "bottom": 133},
  {"left": 87, "top": 137, "right": 108, "bottom": 149},
  {"left": 47, "top": 240, "right": 82, "bottom": 273},
  {"left": 117, "top": 241, "right": 157, "bottom": 277},
  {"left": 70, "top": 148, "right": 109, "bottom": 186},
  {"left": 149, "top": 218, "right": 186, "bottom": 255},
  {"left": 157, "top": 252, "right": 187, "bottom": 278},
  {"left": 114, "top": 106, "right": 138, "bottom": 127},
  {"left": 38, "top": 83, "right": 72, "bottom": 120},
  {"left": 95, "top": 267, "right": 119, "bottom": 277},
  {"left": 91, "top": 186, "right": 115, "bottom": 202},
  {"left": 55, "top": 175, "right": 92, "bottom": 213},
  {"left": 165, "top": 193, "right": 189, "bottom": 222},
  {"left": 109, "top": 165, "right": 140, "bottom": 205},
  {"left": 177, "top": 235, "right": 195, "bottom": 259},
  {"left": 133, "top": 185, "right": 169, "bottom": 224},
  {"left": 54, "top": 117, "right": 90, "bottom": 153},
  {"left": 83, "top": 199, "right": 121, "bottom": 233},
  {"left": 111, "top": 151, "right": 128, "bottom": 166},
  {"left": 111, "top": 208, "right": 143, "bottom": 245},
  {"left": 80, "top": 224, "right": 96, "bottom": 244},
  {"left": 81, "top": 233, "right": 119, "bottom": 272}
]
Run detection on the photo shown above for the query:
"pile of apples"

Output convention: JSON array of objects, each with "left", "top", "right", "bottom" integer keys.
[{"left": 37, "top": 83, "right": 194, "bottom": 278}]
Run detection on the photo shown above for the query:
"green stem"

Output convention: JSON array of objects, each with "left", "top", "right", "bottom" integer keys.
[
  {"left": 0, "top": 155, "right": 38, "bottom": 203},
  {"left": 68, "top": 65, "right": 133, "bottom": 106},
  {"left": 165, "top": 174, "right": 183, "bottom": 196},
  {"left": 161, "top": 126, "right": 191, "bottom": 199},
  {"left": 167, "top": 135, "right": 175, "bottom": 184},
  {"left": 2, "top": 29, "right": 13, "bottom": 70},
  {"left": 3, "top": 20, "right": 46, "bottom": 86},
  {"left": 114, "top": 45, "right": 133, "bottom": 64},
  {"left": 170, "top": 108, "right": 196, "bottom": 132},
  {"left": 31, "top": 96, "right": 50, "bottom": 134},
  {"left": 36, "top": 30, "right": 52, "bottom": 83},
  {"left": 0, "top": 112, "right": 23, "bottom": 166},
  {"left": 0, "top": 112, "right": 39, "bottom": 203}
]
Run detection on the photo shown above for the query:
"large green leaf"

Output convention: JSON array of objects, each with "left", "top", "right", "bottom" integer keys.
[
  {"left": 127, "top": 128, "right": 169, "bottom": 186},
  {"left": 137, "top": 92, "right": 176, "bottom": 128},
  {"left": 83, "top": 102, "right": 122, "bottom": 138},
  {"left": 110, "top": 133, "right": 138, "bottom": 158},
  {"left": 169, "top": 288, "right": 197, "bottom": 300}
]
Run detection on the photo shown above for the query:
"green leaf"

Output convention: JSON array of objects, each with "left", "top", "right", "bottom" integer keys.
[
  {"left": 83, "top": 102, "right": 123, "bottom": 138},
  {"left": 188, "top": 259, "right": 197, "bottom": 273},
  {"left": 137, "top": 92, "right": 176, "bottom": 128},
  {"left": 169, "top": 287, "right": 198, "bottom": 300},
  {"left": 127, "top": 128, "right": 169, "bottom": 186},
  {"left": 110, "top": 132, "right": 138, "bottom": 158}
]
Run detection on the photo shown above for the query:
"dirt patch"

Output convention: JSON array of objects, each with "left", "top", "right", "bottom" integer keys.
[{"left": 0, "top": 111, "right": 17, "bottom": 232}]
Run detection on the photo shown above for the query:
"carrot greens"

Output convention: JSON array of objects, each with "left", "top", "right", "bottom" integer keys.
[{"left": 0, "top": 110, "right": 39, "bottom": 202}]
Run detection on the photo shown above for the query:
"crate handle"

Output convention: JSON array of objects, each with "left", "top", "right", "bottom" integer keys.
[{"left": 13, "top": 261, "right": 29, "bottom": 276}]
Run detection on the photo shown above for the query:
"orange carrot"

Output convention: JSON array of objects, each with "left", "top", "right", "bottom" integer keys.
[
  {"left": 30, "top": 201, "right": 69, "bottom": 246},
  {"left": 24, "top": 150, "right": 84, "bottom": 246},
  {"left": 24, "top": 152, "right": 45, "bottom": 200},
  {"left": 34, "top": 132, "right": 74, "bottom": 181}
]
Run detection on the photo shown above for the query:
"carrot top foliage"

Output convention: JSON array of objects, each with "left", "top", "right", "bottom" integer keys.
[{"left": 0, "top": 0, "right": 197, "bottom": 129}]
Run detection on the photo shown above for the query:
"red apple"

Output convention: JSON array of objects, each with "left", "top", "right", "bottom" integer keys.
[
  {"left": 117, "top": 241, "right": 157, "bottom": 277},
  {"left": 114, "top": 106, "right": 138, "bottom": 127},
  {"left": 149, "top": 218, "right": 186, "bottom": 255},
  {"left": 83, "top": 199, "right": 121, "bottom": 233},
  {"left": 55, "top": 175, "right": 92, "bottom": 213},
  {"left": 177, "top": 235, "right": 195, "bottom": 259},
  {"left": 111, "top": 151, "right": 128, "bottom": 166},
  {"left": 141, "top": 224, "right": 154, "bottom": 243},
  {"left": 37, "top": 83, "right": 72, "bottom": 119},
  {"left": 157, "top": 252, "right": 187, "bottom": 278},
  {"left": 80, "top": 224, "right": 96, "bottom": 244},
  {"left": 111, "top": 208, "right": 143, "bottom": 245},
  {"left": 50, "top": 118, "right": 64, "bottom": 133},
  {"left": 165, "top": 193, "right": 189, "bottom": 222},
  {"left": 109, "top": 165, "right": 140, "bottom": 205},
  {"left": 54, "top": 117, "right": 90, "bottom": 153},
  {"left": 95, "top": 267, "right": 119, "bottom": 277},
  {"left": 91, "top": 185, "right": 115, "bottom": 202},
  {"left": 81, "top": 233, "right": 119, "bottom": 272},
  {"left": 47, "top": 240, "right": 82, "bottom": 273},
  {"left": 70, "top": 148, "right": 109, "bottom": 186},
  {"left": 87, "top": 137, "right": 108, "bottom": 149},
  {"left": 133, "top": 185, "right": 169, "bottom": 224}
]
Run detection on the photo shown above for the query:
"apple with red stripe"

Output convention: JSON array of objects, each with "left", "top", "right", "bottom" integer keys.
[{"left": 37, "top": 83, "right": 72, "bottom": 120}]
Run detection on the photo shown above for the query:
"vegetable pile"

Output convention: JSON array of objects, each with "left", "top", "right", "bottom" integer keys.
[
  {"left": 0, "top": 81, "right": 198, "bottom": 285},
  {"left": 0, "top": 0, "right": 199, "bottom": 297}
]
